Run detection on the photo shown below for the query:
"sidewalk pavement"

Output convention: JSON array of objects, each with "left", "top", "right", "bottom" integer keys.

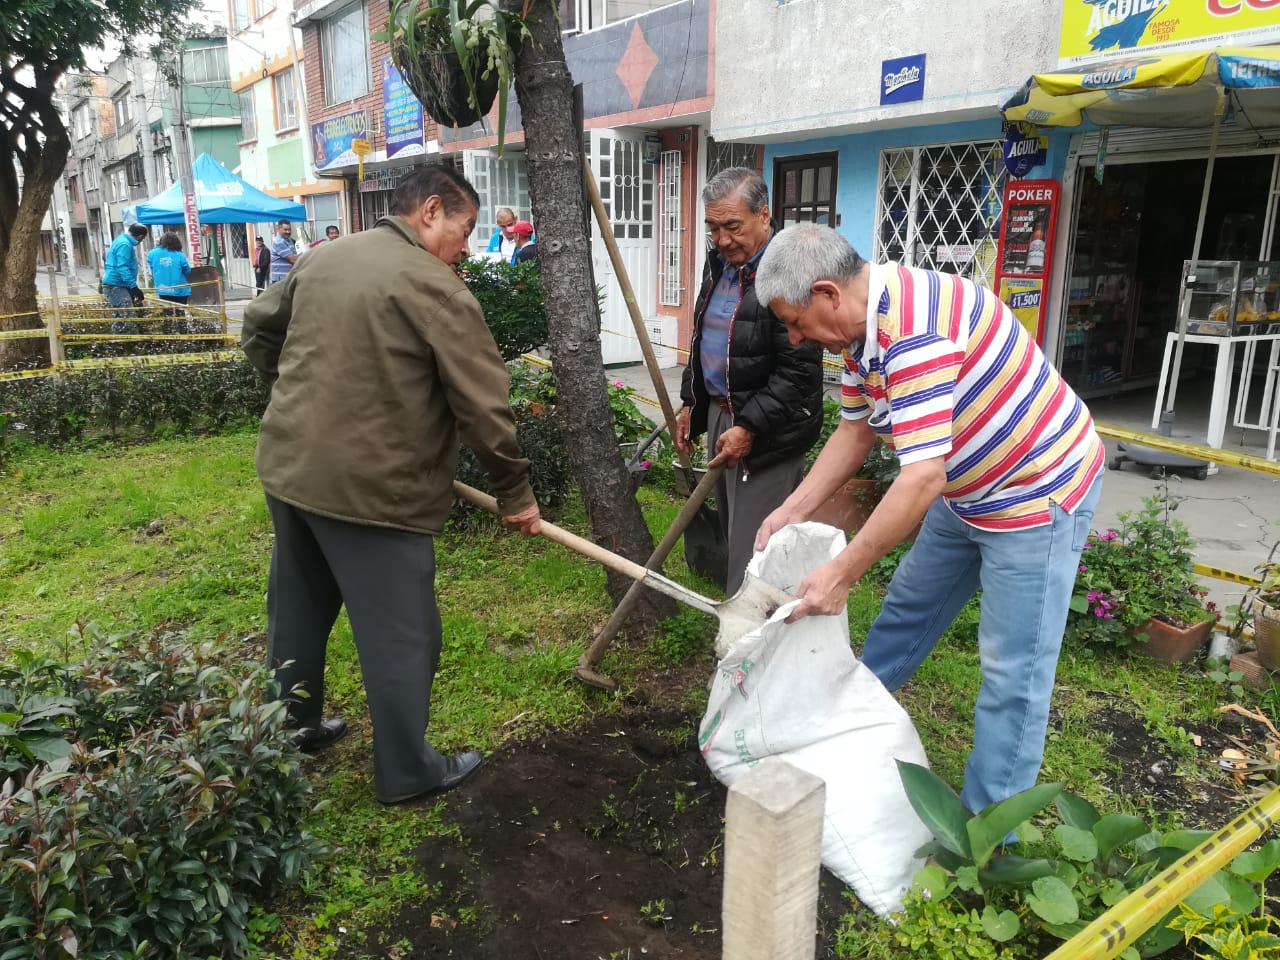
[{"left": 605, "top": 360, "right": 1280, "bottom": 616}]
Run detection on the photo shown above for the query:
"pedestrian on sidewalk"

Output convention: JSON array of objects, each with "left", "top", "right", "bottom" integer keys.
[
  {"left": 269, "top": 220, "right": 298, "bottom": 284},
  {"left": 102, "top": 223, "right": 148, "bottom": 333},
  {"left": 675, "top": 167, "right": 824, "bottom": 593},
  {"left": 146, "top": 232, "right": 193, "bottom": 333},
  {"left": 753, "top": 223, "right": 1104, "bottom": 814},
  {"left": 254, "top": 237, "right": 269, "bottom": 295}
]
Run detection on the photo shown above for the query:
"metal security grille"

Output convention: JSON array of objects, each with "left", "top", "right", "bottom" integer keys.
[
  {"left": 596, "top": 134, "right": 654, "bottom": 240},
  {"left": 659, "top": 149, "right": 683, "bottom": 306},
  {"left": 706, "top": 136, "right": 762, "bottom": 178},
  {"left": 875, "top": 140, "right": 1007, "bottom": 289}
]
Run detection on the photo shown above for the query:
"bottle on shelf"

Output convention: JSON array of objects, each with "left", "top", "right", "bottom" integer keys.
[{"left": 1025, "top": 226, "right": 1046, "bottom": 273}]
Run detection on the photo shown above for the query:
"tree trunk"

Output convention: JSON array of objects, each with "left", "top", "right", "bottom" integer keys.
[
  {"left": 507, "top": 0, "right": 674, "bottom": 634},
  {"left": 0, "top": 93, "right": 67, "bottom": 372}
]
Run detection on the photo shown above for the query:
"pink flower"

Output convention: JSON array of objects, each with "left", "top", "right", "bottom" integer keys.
[
  {"left": 639, "top": 460, "right": 653, "bottom": 468},
  {"left": 1099, "top": 529, "right": 1118, "bottom": 541},
  {"left": 1079, "top": 564, "right": 1088, "bottom": 572},
  {"left": 612, "top": 380, "right": 625, "bottom": 388},
  {"left": 1086, "top": 590, "right": 1107, "bottom": 602}
]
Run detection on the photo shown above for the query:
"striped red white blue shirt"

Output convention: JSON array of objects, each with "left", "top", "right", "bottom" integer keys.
[{"left": 841, "top": 263, "right": 1103, "bottom": 531}]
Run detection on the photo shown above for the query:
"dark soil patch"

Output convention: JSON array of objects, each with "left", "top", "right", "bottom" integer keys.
[
  {"left": 346, "top": 705, "right": 851, "bottom": 959},
  {"left": 1052, "top": 692, "right": 1258, "bottom": 829}
]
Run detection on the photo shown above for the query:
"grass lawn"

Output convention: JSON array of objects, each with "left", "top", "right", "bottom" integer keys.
[{"left": 0, "top": 431, "right": 1265, "bottom": 958}]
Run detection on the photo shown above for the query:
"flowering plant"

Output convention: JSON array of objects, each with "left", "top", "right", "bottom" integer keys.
[{"left": 1066, "top": 494, "right": 1215, "bottom": 649}]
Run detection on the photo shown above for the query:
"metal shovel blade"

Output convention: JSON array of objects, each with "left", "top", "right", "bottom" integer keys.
[
  {"left": 711, "top": 574, "right": 796, "bottom": 659},
  {"left": 452, "top": 481, "right": 795, "bottom": 658}
]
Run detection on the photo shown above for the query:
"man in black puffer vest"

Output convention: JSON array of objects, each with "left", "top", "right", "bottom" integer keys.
[{"left": 676, "top": 168, "right": 825, "bottom": 593}]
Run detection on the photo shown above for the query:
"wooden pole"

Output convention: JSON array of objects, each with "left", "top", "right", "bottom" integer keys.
[
  {"left": 722, "top": 758, "right": 824, "bottom": 960},
  {"left": 45, "top": 265, "right": 65, "bottom": 373}
]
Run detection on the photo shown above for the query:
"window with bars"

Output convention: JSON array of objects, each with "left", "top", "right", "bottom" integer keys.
[
  {"left": 705, "top": 137, "right": 762, "bottom": 180},
  {"left": 658, "top": 149, "right": 682, "bottom": 306},
  {"left": 875, "top": 140, "right": 1007, "bottom": 289},
  {"left": 594, "top": 135, "right": 653, "bottom": 240},
  {"left": 773, "top": 153, "right": 838, "bottom": 228}
]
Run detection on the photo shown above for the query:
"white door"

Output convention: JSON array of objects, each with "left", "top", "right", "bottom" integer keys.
[
  {"left": 588, "top": 129, "right": 656, "bottom": 366},
  {"left": 464, "top": 150, "right": 531, "bottom": 256}
]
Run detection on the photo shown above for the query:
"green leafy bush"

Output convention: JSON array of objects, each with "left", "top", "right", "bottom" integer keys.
[
  {"left": 459, "top": 258, "right": 548, "bottom": 362},
  {"left": 0, "top": 626, "right": 326, "bottom": 960},
  {"left": 1169, "top": 902, "right": 1280, "bottom": 959},
  {"left": 1067, "top": 495, "right": 1214, "bottom": 650},
  {"left": 895, "top": 761, "right": 1278, "bottom": 959},
  {"left": 0, "top": 360, "right": 269, "bottom": 448}
]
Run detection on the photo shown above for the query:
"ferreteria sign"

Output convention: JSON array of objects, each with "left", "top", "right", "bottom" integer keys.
[{"left": 1058, "top": 0, "right": 1280, "bottom": 68}]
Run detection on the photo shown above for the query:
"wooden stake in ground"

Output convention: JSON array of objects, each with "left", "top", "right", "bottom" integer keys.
[{"left": 505, "top": 0, "right": 673, "bottom": 632}]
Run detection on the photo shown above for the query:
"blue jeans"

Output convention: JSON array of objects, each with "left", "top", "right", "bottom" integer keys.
[
  {"left": 103, "top": 284, "right": 137, "bottom": 334},
  {"left": 860, "top": 474, "right": 1103, "bottom": 813}
]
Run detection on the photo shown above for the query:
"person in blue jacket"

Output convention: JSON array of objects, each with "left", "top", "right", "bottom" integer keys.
[
  {"left": 103, "top": 223, "right": 148, "bottom": 332},
  {"left": 485, "top": 207, "right": 517, "bottom": 261},
  {"left": 146, "top": 232, "right": 193, "bottom": 332}
]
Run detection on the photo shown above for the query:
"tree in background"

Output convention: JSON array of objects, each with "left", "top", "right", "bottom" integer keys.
[
  {"left": 0, "top": 0, "right": 195, "bottom": 368},
  {"left": 503, "top": 0, "right": 674, "bottom": 633}
]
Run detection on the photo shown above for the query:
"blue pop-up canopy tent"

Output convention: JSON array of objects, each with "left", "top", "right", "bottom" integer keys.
[{"left": 127, "top": 153, "right": 305, "bottom": 225}]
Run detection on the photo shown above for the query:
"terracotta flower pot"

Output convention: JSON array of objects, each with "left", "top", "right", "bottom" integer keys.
[
  {"left": 808, "top": 478, "right": 879, "bottom": 534},
  {"left": 1131, "top": 616, "right": 1215, "bottom": 664},
  {"left": 1254, "top": 601, "right": 1280, "bottom": 671}
]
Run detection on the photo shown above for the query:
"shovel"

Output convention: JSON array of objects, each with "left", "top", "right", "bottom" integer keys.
[
  {"left": 574, "top": 462, "right": 725, "bottom": 690},
  {"left": 453, "top": 481, "right": 795, "bottom": 658}
]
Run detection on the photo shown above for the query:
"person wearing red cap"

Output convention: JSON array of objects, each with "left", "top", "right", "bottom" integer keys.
[{"left": 512, "top": 220, "right": 537, "bottom": 265}]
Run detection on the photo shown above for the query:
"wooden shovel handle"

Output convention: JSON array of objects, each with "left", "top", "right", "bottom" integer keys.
[{"left": 452, "top": 482, "right": 650, "bottom": 582}]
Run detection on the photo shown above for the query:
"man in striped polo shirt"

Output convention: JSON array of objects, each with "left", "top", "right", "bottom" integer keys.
[{"left": 753, "top": 223, "right": 1103, "bottom": 813}]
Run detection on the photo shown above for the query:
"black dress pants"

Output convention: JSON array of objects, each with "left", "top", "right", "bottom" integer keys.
[{"left": 265, "top": 494, "right": 449, "bottom": 802}]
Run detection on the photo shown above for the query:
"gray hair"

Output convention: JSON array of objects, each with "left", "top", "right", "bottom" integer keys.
[
  {"left": 755, "top": 224, "right": 867, "bottom": 307},
  {"left": 702, "top": 167, "right": 769, "bottom": 213}
]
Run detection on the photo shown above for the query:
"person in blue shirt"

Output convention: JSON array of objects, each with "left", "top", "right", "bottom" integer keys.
[
  {"left": 270, "top": 220, "right": 298, "bottom": 283},
  {"left": 103, "top": 223, "right": 148, "bottom": 332},
  {"left": 146, "top": 232, "right": 193, "bottom": 332},
  {"left": 485, "top": 207, "right": 517, "bottom": 261}
]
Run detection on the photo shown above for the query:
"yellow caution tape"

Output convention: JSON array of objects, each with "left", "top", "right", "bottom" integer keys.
[
  {"left": 61, "top": 334, "right": 237, "bottom": 343},
  {"left": 60, "top": 351, "right": 241, "bottom": 371},
  {"left": 1045, "top": 785, "right": 1280, "bottom": 960},
  {"left": 0, "top": 367, "right": 57, "bottom": 382},
  {"left": 1095, "top": 423, "right": 1280, "bottom": 479},
  {"left": 0, "top": 329, "right": 50, "bottom": 341},
  {"left": 1193, "top": 563, "right": 1261, "bottom": 589},
  {"left": 0, "top": 311, "right": 41, "bottom": 322}
]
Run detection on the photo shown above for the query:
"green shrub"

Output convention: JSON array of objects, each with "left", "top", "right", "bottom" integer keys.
[
  {"left": 0, "top": 360, "right": 269, "bottom": 448},
  {"left": 655, "top": 609, "right": 713, "bottom": 663},
  {"left": 459, "top": 258, "right": 548, "bottom": 362},
  {"left": 0, "top": 626, "right": 326, "bottom": 959}
]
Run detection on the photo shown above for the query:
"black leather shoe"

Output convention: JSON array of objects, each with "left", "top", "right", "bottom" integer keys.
[
  {"left": 379, "top": 751, "right": 483, "bottom": 805},
  {"left": 294, "top": 717, "right": 348, "bottom": 752}
]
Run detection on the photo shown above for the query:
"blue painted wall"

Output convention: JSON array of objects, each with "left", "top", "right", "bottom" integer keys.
[{"left": 763, "top": 119, "right": 1075, "bottom": 257}]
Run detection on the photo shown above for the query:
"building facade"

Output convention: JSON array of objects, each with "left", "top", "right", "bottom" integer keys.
[
  {"left": 712, "top": 0, "right": 1280, "bottom": 425},
  {"left": 439, "top": 0, "right": 720, "bottom": 367}
]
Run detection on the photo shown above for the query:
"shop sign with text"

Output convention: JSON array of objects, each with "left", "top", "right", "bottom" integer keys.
[
  {"left": 312, "top": 110, "right": 369, "bottom": 172},
  {"left": 1059, "top": 0, "right": 1280, "bottom": 68},
  {"left": 880, "top": 54, "right": 926, "bottom": 105},
  {"left": 382, "top": 58, "right": 425, "bottom": 160}
]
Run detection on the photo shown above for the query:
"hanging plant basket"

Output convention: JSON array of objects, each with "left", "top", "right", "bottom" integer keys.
[{"left": 395, "top": 42, "right": 500, "bottom": 129}]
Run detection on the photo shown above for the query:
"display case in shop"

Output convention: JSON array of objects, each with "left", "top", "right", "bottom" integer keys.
[{"left": 1180, "top": 260, "right": 1280, "bottom": 337}]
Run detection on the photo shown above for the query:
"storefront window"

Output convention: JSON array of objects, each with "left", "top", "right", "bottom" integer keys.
[{"left": 876, "top": 140, "right": 1006, "bottom": 290}]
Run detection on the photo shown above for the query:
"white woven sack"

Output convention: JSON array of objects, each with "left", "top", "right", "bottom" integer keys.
[{"left": 698, "top": 522, "right": 932, "bottom": 917}]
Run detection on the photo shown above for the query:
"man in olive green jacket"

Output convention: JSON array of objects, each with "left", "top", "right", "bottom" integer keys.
[{"left": 242, "top": 165, "right": 540, "bottom": 805}]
